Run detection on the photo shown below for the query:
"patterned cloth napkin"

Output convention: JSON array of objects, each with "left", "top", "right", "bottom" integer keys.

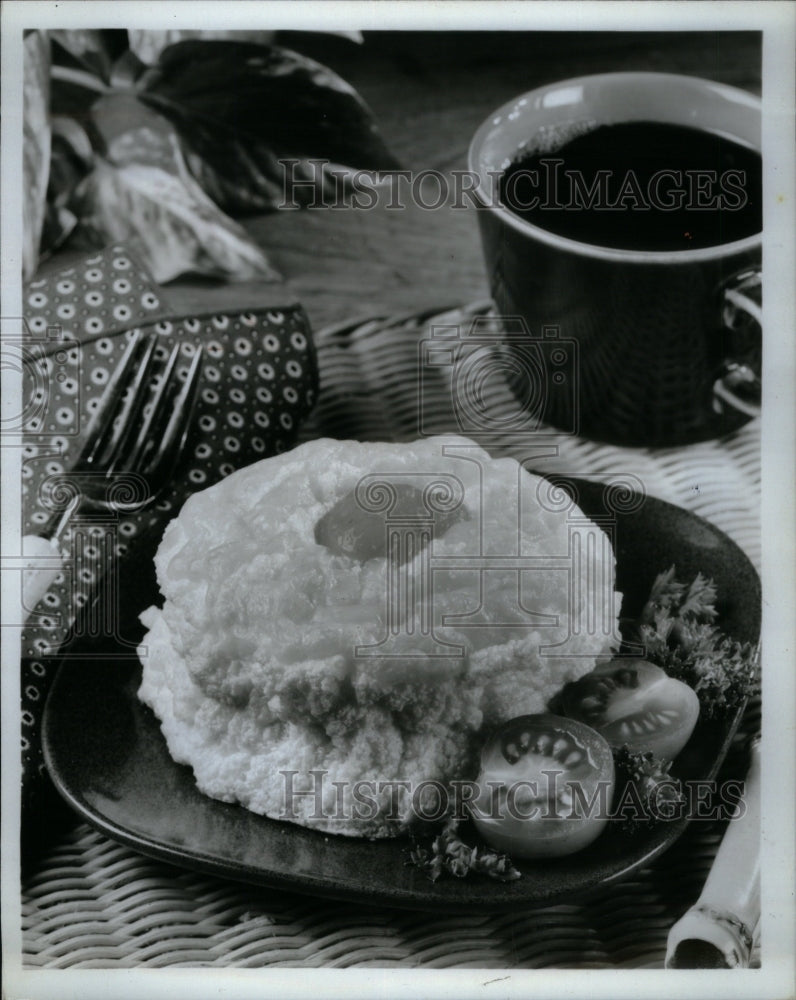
[{"left": 18, "top": 244, "right": 318, "bottom": 854}]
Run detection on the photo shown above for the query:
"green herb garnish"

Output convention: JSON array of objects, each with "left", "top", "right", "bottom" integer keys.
[
  {"left": 407, "top": 815, "right": 521, "bottom": 883},
  {"left": 612, "top": 745, "right": 685, "bottom": 833},
  {"left": 635, "top": 567, "right": 760, "bottom": 718}
]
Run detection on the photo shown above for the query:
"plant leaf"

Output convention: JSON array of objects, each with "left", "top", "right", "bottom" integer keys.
[
  {"left": 138, "top": 40, "right": 401, "bottom": 213},
  {"left": 128, "top": 29, "right": 362, "bottom": 67},
  {"left": 50, "top": 29, "right": 129, "bottom": 84},
  {"left": 39, "top": 116, "right": 93, "bottom": 259},
  {"left": 75, "top": 94, "right": 278, "bottom": 283},
  {"left": 51, "top": 114, "right": 94, "bottom": 167},
  {"left": 40, "top": 204, "right": 79, "bottom": 262},
  {"left": 90, "top": 91, "right": 178, "bottom": 165},
  {"left": 23, "top": 30, "right": 51, "bottom": 280},
  {"left": 78, "top": 156, "right": 279, "bottom": 284},
  {"left": 128, "top": 29, "right": 277, "bottom": 65}
]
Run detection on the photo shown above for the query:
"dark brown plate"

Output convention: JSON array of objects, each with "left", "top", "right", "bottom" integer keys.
[{"left": 42, "top": 478, "right": 760, "bottom": 910}]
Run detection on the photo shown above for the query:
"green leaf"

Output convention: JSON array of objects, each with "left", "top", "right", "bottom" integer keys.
[
  {"left": 76, "top": 94, "right": 278, "bottom": 283},
  {"left": 128, "top": 29, "right": 277, "bottom": 65},
  {"left": 51, "top": 114, "right": 94, "bottom": 167},
  {"left": 407, "top": 815, "right": 521, "bottom": 883},
  {"left": 44, "top": 34, "right": 398, "bottom": 282},
  {"left": 78, "top": 156, "right": 279, "bottom": 284},
  {"left": 137, "top": 40, "right": 401, "bottom": 213},
  {"left": 50, "top": 29, "right": 129, "bottom": 84},
  {"left": 39, "top": 116, "right": 93, "bottom": 259},
  {"left": 128, "top": 29, "right": 363, "bottom": 68},
  {"left": 635, "top": 568, "right": 760, "bottom": 717},
  {"left": 23, "top": 30, "right": 51, "bottom": 280}
]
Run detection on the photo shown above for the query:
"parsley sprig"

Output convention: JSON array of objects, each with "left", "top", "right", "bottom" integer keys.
[
  {"left": 407, "top": 816, "right": 521, "bottom": 883},
  {"left": 611, "top": 745, "right": 685, "bottom": 833},
  {"left": 634, "top": 567, "right": 760, "bottom": 718}
]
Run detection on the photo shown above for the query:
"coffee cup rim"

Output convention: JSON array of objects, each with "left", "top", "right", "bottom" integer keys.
[{"left": 468, "top": 71, "right": 762, "bottom": 264}]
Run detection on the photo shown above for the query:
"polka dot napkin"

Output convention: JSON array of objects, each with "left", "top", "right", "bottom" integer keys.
[{"left": 18, "top": 244, "right": 318, "bottom": 850}]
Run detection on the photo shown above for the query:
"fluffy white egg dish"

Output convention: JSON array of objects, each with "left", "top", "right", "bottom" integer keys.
[{"left": 138, "top": 436, "right": 621, "bottom": 837}]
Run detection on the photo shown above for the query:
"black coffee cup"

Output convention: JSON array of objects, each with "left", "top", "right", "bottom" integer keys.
[{"left": 468, "top": 72, "right": 761, "bottom": 447}]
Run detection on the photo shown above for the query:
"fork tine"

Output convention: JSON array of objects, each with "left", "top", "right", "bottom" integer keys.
[
  {"left": 119, "top": 341, "right": 204, "bottom": 480},
  {"left": 97, "top": 333, "right": 159, "bottom": 469},
  {"left": 148, "top": 344, "right": 205, "bottom": 476},
  {"left": 114, "top": 340, "right": 181, "bottom": 472},
  {"left": 41, "top": 330, "right": 155, "bottom": 540},
  {"left": 79, "top": 330, "right": 147, "bottom": 467},
  {"left": 43, "top": 334, "right": 204, "bottom": 543}
]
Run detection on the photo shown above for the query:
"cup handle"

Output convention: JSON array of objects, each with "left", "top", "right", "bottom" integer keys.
[{"left": 712, "top": 270, "right": 762, "bottom": 420}]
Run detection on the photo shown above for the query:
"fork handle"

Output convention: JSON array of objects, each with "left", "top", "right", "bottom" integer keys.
[{"left": 21, "top": 535, "right": 64, "bottom": 624}]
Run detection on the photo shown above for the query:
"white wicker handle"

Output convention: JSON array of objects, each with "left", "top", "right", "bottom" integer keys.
[{"left": 665, "top": 736, "right": 761, "bottom": 968}]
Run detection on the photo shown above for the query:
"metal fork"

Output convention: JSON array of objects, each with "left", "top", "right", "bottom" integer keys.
[{"left": 22, "top": 330, "right": 204, "bottom": 621}]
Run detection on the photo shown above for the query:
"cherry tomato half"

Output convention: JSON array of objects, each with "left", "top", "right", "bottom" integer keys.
[
  {"left": 469, "top": 714, "right": 615, "bottom": 859},
  {"left": 558, "top": 658, "right": 700, "bottom": 761}
]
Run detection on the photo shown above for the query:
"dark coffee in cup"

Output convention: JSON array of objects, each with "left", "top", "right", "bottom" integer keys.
[
  {"left": 468, "top": 73, "right": 763, "bottom": 447},
  {"left": 499, "top": 121, "right": 762, "bottom": 252}
]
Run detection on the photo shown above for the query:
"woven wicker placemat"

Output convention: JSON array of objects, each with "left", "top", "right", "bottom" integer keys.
[{"left": 21, "top": 303, "right": 761, "bottom": 969}]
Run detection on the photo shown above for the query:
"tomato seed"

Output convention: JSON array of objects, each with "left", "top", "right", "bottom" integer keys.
[{"left": 617, "top": 668, "right": 640, "bottom": 688}]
